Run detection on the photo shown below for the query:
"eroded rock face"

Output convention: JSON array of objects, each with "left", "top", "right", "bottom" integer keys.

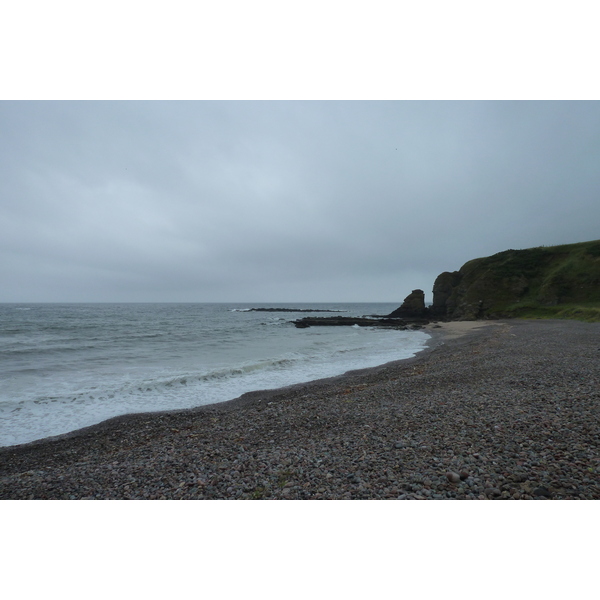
[
  {"left": 388, "top": 289, "right": 427, "bottom": 318},
  {"left": 431, "top": 271, "right": 462, "bottom": 317},
  {"left": 431, "top": 262, "right": 498, "bottom": 320}
]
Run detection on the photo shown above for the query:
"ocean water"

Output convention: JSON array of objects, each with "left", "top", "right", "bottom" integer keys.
[{"left": 0, "top": 303, "right": 430, "bottom": 447}]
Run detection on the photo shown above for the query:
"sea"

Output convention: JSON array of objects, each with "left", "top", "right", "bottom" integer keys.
[{"left": 0, "top": 303, "right": 430, "bottom": 447}]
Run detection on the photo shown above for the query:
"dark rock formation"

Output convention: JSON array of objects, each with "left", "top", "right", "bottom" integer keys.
[
  {"left": 245, "top": 308, "right": 346, "bottom": 313},
  {"left": 431, "top": 271, "right": 462, "bottom": 317},
  {"left": 387, "top": 289, "right": 428, "bottom": 318},
  {"left": 292, "top": 317, "right": 409, "bottom": 329}
]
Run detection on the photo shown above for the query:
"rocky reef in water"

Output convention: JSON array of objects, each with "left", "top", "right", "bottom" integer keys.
[
  {"left": 245, "top": 308, "right": 347, "bottom": 313},
  {"left": 292, "top": 316, "right": 426, "bottom": 329},
  {"left": 292, "top": 291, "right": 431, "bottom": 329}
]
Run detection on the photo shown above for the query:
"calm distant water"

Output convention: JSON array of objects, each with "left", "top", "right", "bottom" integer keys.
[{"left": 0, "top": 303, "right": 430, "bottom": 447}]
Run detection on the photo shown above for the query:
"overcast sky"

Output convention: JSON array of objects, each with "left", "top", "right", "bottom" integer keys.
[{"left": 1, "top": 101, "right": 599, "bottom": 303}]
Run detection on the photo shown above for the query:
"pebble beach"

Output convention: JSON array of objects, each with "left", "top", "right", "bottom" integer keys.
[{"left": 1, "top": 319, "right": 599, "bottom": 500}]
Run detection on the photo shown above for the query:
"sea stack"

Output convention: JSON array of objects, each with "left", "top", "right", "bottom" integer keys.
[{"left": 387, "top": 289, "right": 428, "bottom": 318}]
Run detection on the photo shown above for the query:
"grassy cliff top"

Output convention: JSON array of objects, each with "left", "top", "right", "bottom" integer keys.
[{"left": 439, "top": 239, "right": 600, "bottom": 322}]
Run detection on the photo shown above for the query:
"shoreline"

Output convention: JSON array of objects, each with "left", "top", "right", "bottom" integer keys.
[
  {"left": 1, "top": 319, "right": 598, "bottom": 499},
  {"left": 0, "top": 321, "right": 484, "bottom": 457},
  {"left": 1, "top": 323, "right": 438, "bottom": 451}
]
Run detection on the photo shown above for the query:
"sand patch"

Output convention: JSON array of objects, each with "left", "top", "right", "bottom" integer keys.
[{"left": 424, "top": 320, "right": 500, "bottom": 339}]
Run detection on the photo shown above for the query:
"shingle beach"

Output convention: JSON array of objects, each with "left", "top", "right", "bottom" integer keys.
[{"left": 1, "top": 319, "right": 599, "bottom": 500}]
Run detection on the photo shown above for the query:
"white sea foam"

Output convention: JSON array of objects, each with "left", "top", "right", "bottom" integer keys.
[{"left": 0, "top": 303, "right": 429, "bottom": 447}]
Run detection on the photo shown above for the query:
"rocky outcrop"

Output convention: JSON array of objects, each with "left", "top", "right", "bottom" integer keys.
[
  {"left": 293, "top": 289, "right": 434, "bottom": 327},
  {"left": 387, "top": 289, "right": 428, "bottom": 318}
]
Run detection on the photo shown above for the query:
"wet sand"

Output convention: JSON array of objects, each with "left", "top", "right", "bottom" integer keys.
[{"left": 1, "top": 319, "right": 598, "bottom": 499}]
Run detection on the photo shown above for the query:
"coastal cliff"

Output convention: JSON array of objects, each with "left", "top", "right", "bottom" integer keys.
[
  {"left": 293, "top": 239, "right": 600, "bottom": 327},
  {"left": 430, "top": 239, "right": 600, "bottom": 321}
]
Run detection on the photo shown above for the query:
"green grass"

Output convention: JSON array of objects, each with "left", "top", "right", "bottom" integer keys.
[{"left": 504, "top": 301, "right": 600, "bottom": 322}]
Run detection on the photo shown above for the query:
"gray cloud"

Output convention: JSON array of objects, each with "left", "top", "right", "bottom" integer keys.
[{"left": 1, "top": 101, "right": 599, "bottom": 303}]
